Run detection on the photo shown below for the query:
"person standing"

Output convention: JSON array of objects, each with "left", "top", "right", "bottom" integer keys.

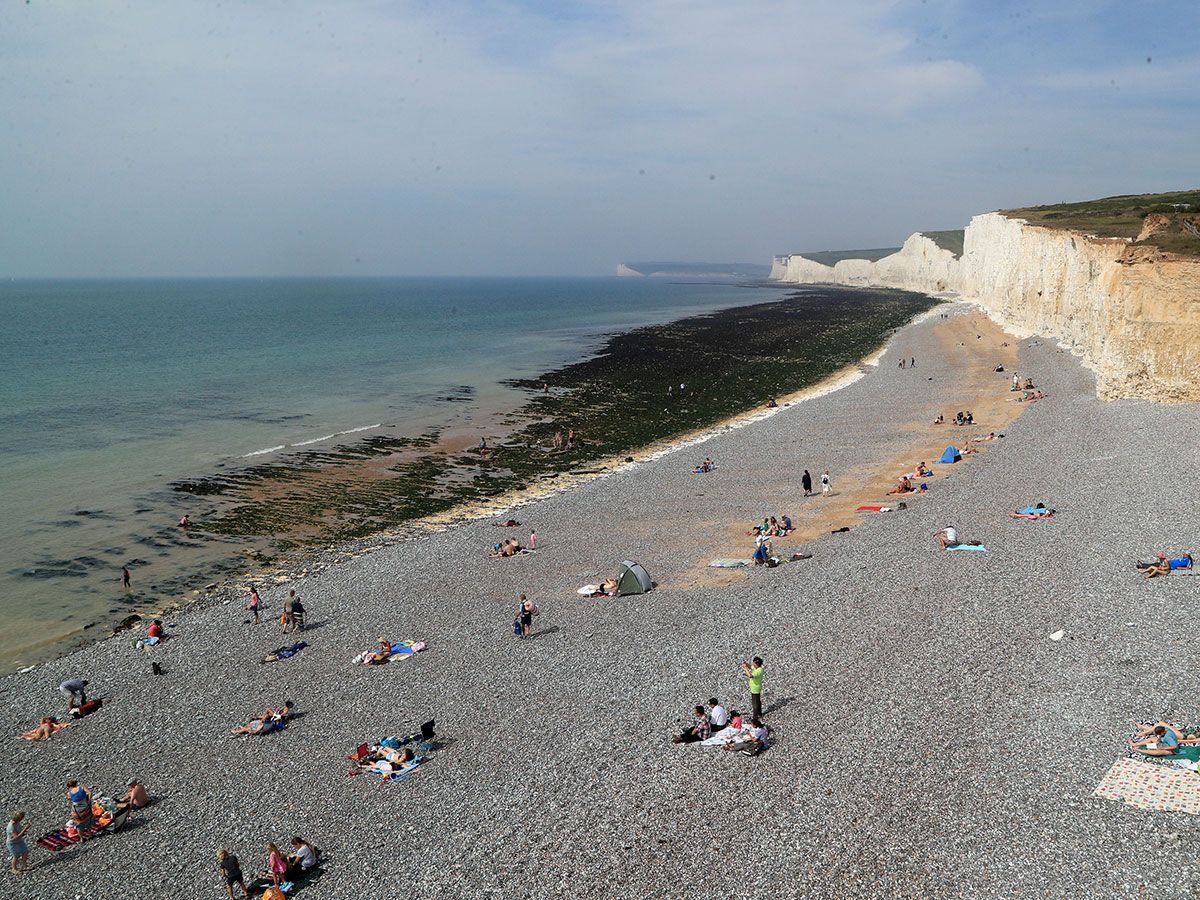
[
  {"left": 265, "top": 842, "right": 286, "bottom": 887},
  {"left": 821, "top": 470, "right": 831, "bottom": 496},
  {"left": 742, "top": 656, "right": 764, "bottom": 721},
  {"left": 517, "top": 594, "right": 538, "bottom": 638},
  {"left": 282, "top": 590, "right": 296, "bottom": 632},
  {"left": 529, "top": 529, "right": 537, "bottom": 551},
  {"left": 6, "top": 811, "right": 29, "bottom": 876},
  {"left": 121, "top": 566, "right": 131, "bottom": 590},
  {"left": 59, "top": 678, "right": 88, "bottom": 708},
  {"left": 217, "top": 848, "right": 249, "bottom": 900},
  {"left": 801, "top": 469, "right": 812, "bottom": 496},
  {"left": 246, "top": 589, "right": 261, "bottom": 625}
]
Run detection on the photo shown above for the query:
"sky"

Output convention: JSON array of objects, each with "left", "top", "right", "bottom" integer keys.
[{"left": 0, "top": 0, "right": 1196, "bottom": 276}]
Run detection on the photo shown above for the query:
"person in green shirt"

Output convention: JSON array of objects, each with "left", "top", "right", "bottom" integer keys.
[{"left": 742, "top": 656, "right": 764, "bottom": 721}]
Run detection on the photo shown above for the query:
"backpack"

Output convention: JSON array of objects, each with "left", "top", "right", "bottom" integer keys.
[{"left": 512, "top": 617, "right": 522, "bottom": 636}]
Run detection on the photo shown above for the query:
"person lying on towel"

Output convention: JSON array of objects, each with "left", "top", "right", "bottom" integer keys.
[
  {"left": 368, "top": 638, "right": 393, "bottom": 664},
  {"left": 231, "top": 701, "right": 294, "bottom": 735},
  {"left": 359, "top": 747, "right": 416, "bottom": 773},
  {"left": 1130, "top": 723, "right": 1189, "bottom": 755},
  {"left": 1009, "top": 503, "right": 1055, "bottom": 519}
]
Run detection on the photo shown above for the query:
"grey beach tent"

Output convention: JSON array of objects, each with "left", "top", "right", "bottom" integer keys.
[{"left": 617, "top": 560, "right": 652, "bottom": 596}]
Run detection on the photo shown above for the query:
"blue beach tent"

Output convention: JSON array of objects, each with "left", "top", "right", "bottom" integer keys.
[{"left": 937, "top": 445, "right": 962, "bottom": 464}]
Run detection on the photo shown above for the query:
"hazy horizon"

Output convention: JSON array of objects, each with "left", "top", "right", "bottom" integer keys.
[{"left": 2, "top": 1, "right": 1196, "bottom": 278}]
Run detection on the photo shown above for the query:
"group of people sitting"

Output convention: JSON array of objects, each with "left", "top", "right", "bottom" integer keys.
[
  {"left": 671, "top": 698, "right": 769, "bottom": 755},
  {"left": 1015, "top": 389, "right": 1046, "bottom": 402},
  {"left": 230, "top": 701, "right": 294, "bottom": 735},
  {"left": 751, "top": 516, "right": 793, "bottom": 538},
  {"left": 694, "top": 457, "right": 715, "bottom": 473},
  {"left": 489, "top": 538, "right": 529, "bottom": 558},
  {"left": 1137, "top": 552, "right": 1194, "bottom": 579}
]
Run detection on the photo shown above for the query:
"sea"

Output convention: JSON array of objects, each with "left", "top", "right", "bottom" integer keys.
[{"left": 0, "top": 277, "right": 787, "bottom": 669}]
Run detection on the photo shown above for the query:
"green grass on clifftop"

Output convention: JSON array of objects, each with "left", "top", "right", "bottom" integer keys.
[{"left": 1002, "top": 189, "right": 1200, "bottom": 257}]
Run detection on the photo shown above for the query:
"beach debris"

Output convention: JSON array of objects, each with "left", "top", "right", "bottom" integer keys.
[{"left": 1049, "top": 629, "right": 1065, "bottom": 642}]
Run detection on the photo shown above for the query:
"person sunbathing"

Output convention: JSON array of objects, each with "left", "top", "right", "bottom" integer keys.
[
  {"left": 599, "top": 577, "right": 619, "bottom": 595},
  {"left": 117, "top": 779, "right": 149, "bottom": 813},
  {"left": 1143, "top": 558, "right": 1173, "bottom": 579},
  {"left": 27, "top": 716, "right": 64, "bottom": 741},
  {"left": 915, "top": 462, "right": 930, "bottom": 477},
  {"left": 489, "top": 538, "right": 523, "bottom": 559},
  {"left": 231, "top": 702, "right": 293, "bottom": 735},
  {"left": 1130, "top": 723, "right": 1185, "bottom": 755},
  {"left": 978, "top": 432, "right": 997, "bottom": 442},
  {"left": 961, "top": 441, "right": 980, "bottom": 455},
  {"left": 888, "top": 476, "right": 914, "bottom": 495},
  {"left": 368, "top": 639, "right": 393, "bottom": 664},
  {"left": 1009, "top": 503, "right": 1054, "bottom": 519}
]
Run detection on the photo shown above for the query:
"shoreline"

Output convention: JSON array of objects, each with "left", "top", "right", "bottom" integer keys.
[
  {"left": 7, "top": 297, "right": 1198, "bottom": 897},
  {"left": 6, "top": 286, "right": 940, "bottom": 674}
]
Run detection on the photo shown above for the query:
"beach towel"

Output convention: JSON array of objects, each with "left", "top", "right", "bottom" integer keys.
[
  {"left": 18, "top": 721, "right": 69, "bottom": 741},
  {"left": 709, "top": 559, "right": 751, "bottom": 568},
  {"left": 947, "top": 544, "right": 987, "bottom": 552},
  {"left": 857, "top": 505, "right": 893, "bottom": 512},
  {"left": 262, "top": 641, "right": 308, "bottom": 663},
  {"left": 701, "top": 725, "right": 753, "bottom": 748},
  {"left": 1094, "top": 757, "right": 1200, "bottom": 814},
  {"left": 36, "top": 821, "right": 107, "bottom": 851},
  {"left": 577, "top": 584, "right": 601, "bottom": 595}
]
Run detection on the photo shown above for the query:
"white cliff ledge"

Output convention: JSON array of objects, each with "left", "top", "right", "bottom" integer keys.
[{"left": 772, "top": 213, "right": 1200, "bottom": 402}]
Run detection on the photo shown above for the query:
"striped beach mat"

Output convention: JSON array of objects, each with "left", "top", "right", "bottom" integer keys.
[
  {"left": 1094, "top": 757, "right": 1200, "bottom": 814},
  {"left": 36, "top": 821, "right": 106, "bottom": 851}
]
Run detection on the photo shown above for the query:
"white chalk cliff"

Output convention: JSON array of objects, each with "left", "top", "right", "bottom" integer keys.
[{"left": 772, "top": 214, "right": 1200, "bottom": 402}]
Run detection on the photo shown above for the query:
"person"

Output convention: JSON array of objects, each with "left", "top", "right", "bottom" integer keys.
[
  {"left": 478, "top": 436, "right": 488, "bottom": 454},
  {"left": 553, "top": 431, "right": 563, "bottom": 450},
  {"left": 1130, "top": 723, "right": 1183, "bottom": 756},
  {"left": 542, "top": 382, "right": 548, "bottom": 394},
  {"left": 287, "top": 836, "right": 318, "bottom": 874},
  {"left": 121, "top": 566, "right": 131, "bottom": 589},
  {"left": 217, "top": 848, "right": 249, "bottom": 900},
  {"left": 118, "top": 779, "right": 149, "bottom": 813},
  {"left": 742, "top": 657, "right": 764, "bottom": 721},
  {"left": 1143, "top": 557, "right": 1173, "bottom": 579},
  {"left": 246, "top": 589, "right": 261, "bottom": 625},
  {"left": 29, "top": 716, "right": 62, "bottom": 741},
  {"left": 147, "top": 619, "right": 163, "bottom": 639},
  {"left": 672, "top": 706, "right": 712, "bottom": 744},
  {"left": 1011, "top": 373, "right": 1020, "bottom": 391},
  {"left": 782, "top": 515, "right": 792, "bottom": 531},
  {"left": 599, "top": 577, "right": 619, "bottom": 596},
  {"left": 265, "top": 842, "right": 287, "bottom": 887},
  {"left": 1009, "top": 503, "right": 1054, "bottom": 519},
  {"left": 766, "top": 397, "right": 777, "bottom": 408},
  {"left": 889, "top": 476, "right": 913, "bottom": 495},
  {"left": 723, "top": 717, "right": 770, "bottom": 756},
  {"left": 529, "top": 529, "right": 537, "bottom": 550},
  {"left": 728, "top": 709, "right": 743, "bottom": 730},
  {"left": 6, "top": 812, "right": 29, "bottom": 876},
  {"left": 566, "top": 429, "right": 575, "bottom": 450},
  {"left": 179, "top": 514, "right": 190, "bottom": 528},
  {"left": 910, "top": 357, "right": 916, "bottom": 368},
  {"left": 368, "top": 639, "right": 393, "bottom": 664},
  {"left": 821, "top": 470, "right": 831, "bottom": 496},
  {"left": 231, "top": 702, "right": 293, "bottom": 735},
  {"left": 933, "top": 414, "right": 944, "bottom": 424},
  {"left": 67, "top": 780, "right": 93, "bottom": 827},
  {"left": 898, "top": 358, "right": 906, "bottom": 369},
  {"left": 752, "top": 537, "right": 770, "bottom": 566},
  {"left": 708, "top": 698, "right": 729, "bottom": 733},
  {"left": 282, "top": 590, "right": 295, "bottom": 631},
  {"left": 802, "top": 470, "right": 812, "bottom": 495},
  {"left": 59, "top": 678, "right": 88, "bottom": 708},
  {"left": 965, "top": 411, "right": 974, "bottom": 424},
  {"left": 935, "top": 525, "right": 959, "bottom": 550},
  {"left": 517, "top": 594, "right": 538, "bottom": 638},
  {"left": 290, "top": 594, "right": 306, "bottom": 632}
]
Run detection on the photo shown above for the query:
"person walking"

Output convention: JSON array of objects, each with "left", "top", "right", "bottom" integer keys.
[
  {"left": 290, "top": 594, "right": 306, "bottom": 632},
  {"left": 742, "top": 656, "right": 765, "bottom": 721},
  {"left": 217, "top": 848, "right": 249, "bottom": 899},
  {"left": 516, "top": 594, "right": 538, "bottom": 638},
  {"left": 821, "top": 470, "right": 831, "bottom": 496},
  {"left": 246, "top": 589, "right": 261, "bottom": 625},
  {"left": 121, "top": 566, "right": 131, "bottom": 590},
  {"left": 6, "top": 811, "right": 29, "bottom": 876},
  {"left": 59, "top": 678, "right": 88, "bottom": 708},
  {"left": 801, "top": 469, "right": 812, "bottom": 496}
]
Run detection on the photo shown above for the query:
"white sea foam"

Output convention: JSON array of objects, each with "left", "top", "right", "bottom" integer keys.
[
  {"left": 241, "top": 445, "right": 287, "bottom": 458},
  {"left": 291, "top": 423, "right": 382, "bottom": 447}
]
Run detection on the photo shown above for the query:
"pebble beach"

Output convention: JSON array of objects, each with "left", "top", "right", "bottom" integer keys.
[{"left": 3, "top": 301, "right": 1200, "bottom": 899}]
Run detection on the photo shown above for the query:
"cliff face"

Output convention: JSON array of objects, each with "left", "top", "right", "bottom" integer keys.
[
  {"left": 772, "top": 213, "right": 1200, "bottom": 402},
  {"left": 961, "top": 212, "right": 1200, "bottom": 402},
  {"left": 773, "top": 233, "right": 962, "bottom": 292}
]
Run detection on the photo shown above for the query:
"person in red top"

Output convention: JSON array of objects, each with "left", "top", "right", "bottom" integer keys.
[{"left": 147, "top": 620, "right": 163, "bottom": 639}]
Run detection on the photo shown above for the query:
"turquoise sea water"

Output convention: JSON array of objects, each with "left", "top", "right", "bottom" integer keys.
[{"left": 0, "top": 277, "right": 784, "bottom": 666}]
